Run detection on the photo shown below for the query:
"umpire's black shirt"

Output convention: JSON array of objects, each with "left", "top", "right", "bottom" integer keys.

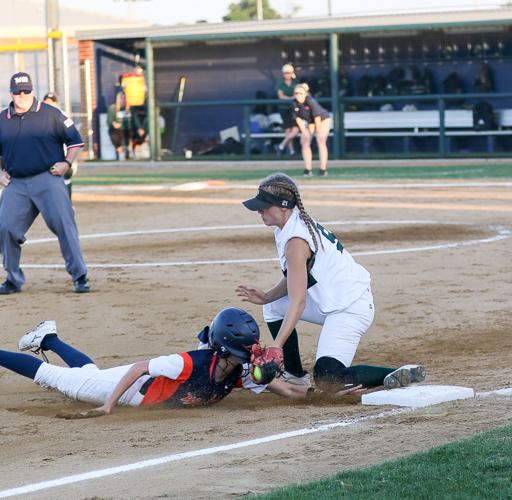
[{"left": 0, "top": 99, "right": 84, "bottom": 178}]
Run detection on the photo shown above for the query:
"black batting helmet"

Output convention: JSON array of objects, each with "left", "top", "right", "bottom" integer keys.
[{"left": 208, "top": 307, "right": 260, "bottom": 362}]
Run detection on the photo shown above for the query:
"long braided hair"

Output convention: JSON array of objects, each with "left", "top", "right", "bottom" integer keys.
[{"left": 258, "top": 173, "right": 323, "bottom": 253}]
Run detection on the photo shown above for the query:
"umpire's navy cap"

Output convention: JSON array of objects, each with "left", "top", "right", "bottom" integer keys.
[
  {"left": 243, "top": 189, "right": 296, "bottom": 211},
  {"left": 10, "top": 72, "right": 33, "bottom": 93}
]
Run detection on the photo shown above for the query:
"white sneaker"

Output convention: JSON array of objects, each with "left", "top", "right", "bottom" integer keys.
[
  {"left": 18, "top": 321, "right": 57, "bottom": 352},
  {"left": 383, "top": 364, "right": 426, "bottom": 390},
  {"left": 278, "top": 371, "right": 311, "bottom": 387}
]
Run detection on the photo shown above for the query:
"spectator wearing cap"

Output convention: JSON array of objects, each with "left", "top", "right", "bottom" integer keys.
[
  {"left": 43, "top": 92, "right": 78, "bottom": 200},
  {"left": 0, "top": 72, "right": 90, "bottom": 294},
  {"left": 274, "top": 64, "right": 299, "bottom": 157}
]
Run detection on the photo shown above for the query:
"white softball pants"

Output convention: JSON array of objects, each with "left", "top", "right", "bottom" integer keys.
[
  {"left": 263, "top": 287, "right": 375, "bottom": 367},
  {"left": 34, "top": 362, "right": 149, "bottom": 406}
]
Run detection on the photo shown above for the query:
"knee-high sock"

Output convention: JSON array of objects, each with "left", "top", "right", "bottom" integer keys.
[
  {"left": 41, "top": 336, "right": 94, "bottom": 368},
  {"left": 266, "top": 320, "right": 306, "bottom": 377},
  {"left": 0, "top": 350, "right": 43, "bottom": 379},
  {"left": 314, "top": 357, "right": 395, "bottom": 389},
  {"left": 348, "top": 365, "right": 396, "bottom": 388}
]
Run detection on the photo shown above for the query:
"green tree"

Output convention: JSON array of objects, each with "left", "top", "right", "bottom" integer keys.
[{"left": 223, "top": 0, "right": 281, "bottom": 21}]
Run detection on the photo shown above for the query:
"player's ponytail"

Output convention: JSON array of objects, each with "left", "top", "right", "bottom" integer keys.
[{"left": 258, "top": 173, "right": 323, "bottom": 253}]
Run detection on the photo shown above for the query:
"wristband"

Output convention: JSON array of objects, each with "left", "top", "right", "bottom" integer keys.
[{"left": 64, "top": 159, "right": 72, "bottom": 168}]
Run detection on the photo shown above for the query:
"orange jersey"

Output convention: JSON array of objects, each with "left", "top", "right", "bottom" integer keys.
[{"left": 139, "top": 350, "right": 243, "bottom": 407}]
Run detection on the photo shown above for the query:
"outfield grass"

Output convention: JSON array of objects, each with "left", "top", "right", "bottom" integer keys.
[
  {"left": 75, "top": 162, "right": 512, "bottom": 185},
  {"left": 251, "top": 425, "right": 512, "bottom": 499}
]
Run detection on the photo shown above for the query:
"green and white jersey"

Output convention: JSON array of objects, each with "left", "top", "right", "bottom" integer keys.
[{"left": 274, "top": 211, "right": 371, "bottom": 314}]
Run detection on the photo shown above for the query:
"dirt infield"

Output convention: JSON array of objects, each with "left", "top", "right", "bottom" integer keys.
[{"left": 0, "top": 177, "right": 511, "bottom": 498}]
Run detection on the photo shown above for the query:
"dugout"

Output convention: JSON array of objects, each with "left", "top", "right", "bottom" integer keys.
[{"left": 75, "top": 8, "right": 512, "bottom": 160}]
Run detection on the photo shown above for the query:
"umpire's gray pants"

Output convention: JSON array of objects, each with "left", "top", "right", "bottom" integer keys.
[{"left": 0, "top": 171, "right": 87, "bottom": 288}]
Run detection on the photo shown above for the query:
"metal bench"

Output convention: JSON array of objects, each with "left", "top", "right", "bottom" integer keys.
[
  {"left": 344, "top": 109, "right": 512, "bottom": 153},
  {"left": 245, "top": 109, "right": 512, "bottom": 154}
]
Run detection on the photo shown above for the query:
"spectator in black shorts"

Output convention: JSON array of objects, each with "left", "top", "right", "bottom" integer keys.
[
  {"left": 292, "top": 83, "right": 331, "bottom": 177},
  {"left": 274, "top": 64, "right": 299, "bottom": 157}
]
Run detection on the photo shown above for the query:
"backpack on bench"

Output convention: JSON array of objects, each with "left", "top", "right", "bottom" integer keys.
[{"left": 473, "top": 101, "right": 497, "bottom": 131}]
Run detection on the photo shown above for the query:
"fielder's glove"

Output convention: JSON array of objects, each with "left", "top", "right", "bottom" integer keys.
[{"left": 249, "top": 344, "right": 284, "bottom": 385}]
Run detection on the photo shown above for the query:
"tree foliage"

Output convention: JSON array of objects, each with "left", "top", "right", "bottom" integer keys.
[{"left": 223, "top": 0, "right": 281, "bottom": 21}]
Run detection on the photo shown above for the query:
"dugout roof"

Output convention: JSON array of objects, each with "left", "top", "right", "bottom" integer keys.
[
  {"left": 76, "top": 8, "right": 512, "bottom": 48},
  {"left": 76, "top": 7, "right": 512, "bottom": 161}
]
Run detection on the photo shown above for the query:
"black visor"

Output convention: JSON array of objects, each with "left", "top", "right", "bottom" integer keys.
[{"left": 243, "top": 189, "right": 295, "bottom": 211}]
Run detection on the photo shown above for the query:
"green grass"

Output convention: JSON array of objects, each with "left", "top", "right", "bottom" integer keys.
[
  {"left": 251, "top": 425, "right": 512, "bottom": 499},
  {"left": 75, "top": 162, "right": 512, "bottom": 185}
]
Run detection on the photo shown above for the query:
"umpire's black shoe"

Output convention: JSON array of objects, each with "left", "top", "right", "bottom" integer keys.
[
  {"left": 73, "top": 275, "right": 90, "bottom": 293},
  {"left": 0, "top": 280, "right": 21, "bottom": 295}
]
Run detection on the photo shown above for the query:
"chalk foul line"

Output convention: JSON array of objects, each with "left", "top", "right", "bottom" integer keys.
[
  {"left": 0, "top": 407, "right": 411, "bottom": 498},
  {"left": 23, "top": 220, "right": 447, "bottom": 246},
  {"left": 1, "top": 385, "right": 511, "bottom": 498},
  {"left": 21, "top": 225, "right": 512, "bottom": 270}
]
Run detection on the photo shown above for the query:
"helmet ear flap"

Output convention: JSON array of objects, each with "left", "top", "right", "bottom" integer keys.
[
  {"left": 210, "top": 333, "right": 230, "bottom": 357},
  {"left": 217, "top": 344, "right": 230, "bottom": 358}
]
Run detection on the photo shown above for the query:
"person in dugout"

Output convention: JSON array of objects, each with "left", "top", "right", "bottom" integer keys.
[{"left": 107, "top": 91, "right": 145, "bottom": 161}]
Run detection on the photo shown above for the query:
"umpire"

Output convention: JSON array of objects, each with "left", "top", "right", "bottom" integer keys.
[{"left": 0, "top": 72, "right": 90, "bottom": 294}]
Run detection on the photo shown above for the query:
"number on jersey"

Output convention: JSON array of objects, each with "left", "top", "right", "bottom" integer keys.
[{"left": 316, "top": 223, "right": 344, "bottom": 254}]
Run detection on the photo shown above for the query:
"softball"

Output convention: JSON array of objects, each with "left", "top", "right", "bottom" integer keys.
[{"left": 253, "top": 366, "right": 262, "bottom": 382}]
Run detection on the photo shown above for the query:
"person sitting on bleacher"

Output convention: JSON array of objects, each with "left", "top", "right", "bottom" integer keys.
[
  {"left": 443, "top": 72, "right": 465, "bottom": 108},
  {"left": 473, "top": 62, "right": 494, "bottom": 93}
]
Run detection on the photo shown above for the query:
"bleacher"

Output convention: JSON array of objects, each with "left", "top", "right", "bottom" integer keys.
[
  {"left": 121, "top": 10, "right": 512, "bottom": 159},
  {"left": 344, "top": 109, "right": 512, "bottom": 152},
  {"left": 241, "top": 25, "right": 512, "bottom": 156},
  {"left": 245, "top": 107, "right": 512, "bottom": 154}
]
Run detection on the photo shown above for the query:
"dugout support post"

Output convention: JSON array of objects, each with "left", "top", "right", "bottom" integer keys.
[
  {"left": 339, "top": 101, "right": 346, "bottom": 157},
  {"left": 145, "top": 39, "right": 157, "bottom": 161},
  {"left": 243, "top": 105, "right": 251, "bottom": 160},
  {"left": 438, "top": 98, "right": 446, "bottom": 158},
  {"left": 329, "top": 32, "right": 341, "bottom": 159}
]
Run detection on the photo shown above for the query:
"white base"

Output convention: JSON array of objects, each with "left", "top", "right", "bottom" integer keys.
[
  {"left": 477, "top": 387, "right": 512, "bottom": 398},
  {"left": 362, "top": 384, "right": 475, "bottom": 408}
]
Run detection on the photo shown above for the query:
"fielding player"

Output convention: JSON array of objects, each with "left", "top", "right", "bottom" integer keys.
[
  {"left": 238, "top": 173, "right": 426, "bottom": 392},
  {"left": 292, "top": 83, "right": 331, "bottom": 177},
  {"left": 0, "top": 308, "right": 312, "bottom": 419},
  {"left": 0, "top": 72, "right": 89, "bottom": 294}
]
